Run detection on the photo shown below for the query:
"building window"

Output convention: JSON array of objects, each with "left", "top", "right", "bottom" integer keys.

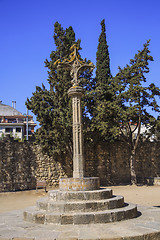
[
  {"left": 16, "top": 128, "right": 21, "bottom": 133},
  {"left": 5, "top": 128, "right": 13, "bottom": 133},
  {"left": 8, "top": 119, "right": 17, "bottom": 123},
  {"left": 0, "top": 127, "right": 3, "bottom": 132}
]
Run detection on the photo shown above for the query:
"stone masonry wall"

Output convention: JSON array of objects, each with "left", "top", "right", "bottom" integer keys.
[
  {"left": 0, "top": 137, "right": 68, "bottom": 192},
  {"left": 0, "top": 137, "right": 160, "bottom": 192},
  {"left": 85, "top": 141, "right": 160, "bottom": 185}
]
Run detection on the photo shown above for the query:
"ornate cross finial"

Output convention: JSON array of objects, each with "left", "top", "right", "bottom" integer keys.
[{"left": 54, "top": 44, "right": 95, "bottom": 86}]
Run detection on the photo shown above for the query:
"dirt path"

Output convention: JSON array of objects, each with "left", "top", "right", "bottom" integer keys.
[
  {"left": 111, "top": 185, "right": 160, "bottom": 207},
  {"left": 0, "top": 185, "right": 160, "bottom": 213},
  {"left": 0, "top": 189, "right": 48, "bottom": 213}
]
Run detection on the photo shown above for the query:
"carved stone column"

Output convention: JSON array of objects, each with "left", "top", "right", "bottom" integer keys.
[
  {"left": 68, "top": 86, "right": 84, "bottom": 178},
  {"left": 54, "top": 44, "right": 99, "bottom": 189}
]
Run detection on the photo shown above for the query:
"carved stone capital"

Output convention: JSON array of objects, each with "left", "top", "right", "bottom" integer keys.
[{"left": 68, "top": 86, "right": 84, "bottom": 98}]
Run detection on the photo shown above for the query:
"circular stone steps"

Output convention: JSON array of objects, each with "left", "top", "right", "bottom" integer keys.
[
  {"left": 36, "top": 195, "right": 124, "bottom": 213},
  {"left": 48, "top": 188, "right": 113, "bottom": 201},
  {"left": 24, "top": 202, "right": 137, "bottom": 225},
  {"left": 24, "top": 187, "right": 138, "bottom": 225}
]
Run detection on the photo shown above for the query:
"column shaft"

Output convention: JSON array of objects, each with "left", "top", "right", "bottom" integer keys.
[
  {"left": 72, "top": 96, "right": 84, "bottom": 178},
  {"left": 68, "top": 86, "right": 84, "bottom": 178}
]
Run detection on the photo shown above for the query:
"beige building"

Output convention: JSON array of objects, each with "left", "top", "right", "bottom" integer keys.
[{"left": 0, "top": 101, "right": 36, "bottom": 140}]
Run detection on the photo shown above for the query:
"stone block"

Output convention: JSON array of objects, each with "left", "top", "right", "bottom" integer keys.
[
  {"left": 57, "top": 191, "right": 66, "bottom": 201},
  {"left": 46, "top": 213, "right": 61, "bottom": 224},
  {"left": 68, "top": 192, "right": 84, "bottom": 201},
  {"left": 111, "top": 212, "right": 117, "bottom": 222},
  {"left": 125, "top": 236, "right": 144, "bottom": 240},
  {"left": 48, "top": 188, "right": 113, "bottom": 202},
  {"left": 73, "top": 213, "right": 94, "bottom": 224},
  {"left": 108, "top": 199, "right": 117, "bottom": 209},
  {"left": 115, "top": 210, "right": 125, "bottom": 221},
  {"left": 125, "top": 204, "right": 137, "bottom": 220},
  {"left": 23, "top": 211, "right": 35, "bottom": 222},
  {"left": 65, "top": 202, "right": 85, "bottom": 212},
  {"left": 117, "top": 196, "right": 124, "bottom": 208},
  {"left": 85, "top": 202, "right": 98, "bottom": 211},
  {"left": 59, "top": 177, "right": 100, "bottom": 191},
  {"left": 144, "top": 232, "right": 160, "bottom": 240},
  {"left": 101, "top": 189, "right": 113, "bottom": 199},
  {"left": 87, "top": 192, "right": 97, "bottom": 200},
  {"left": 61, "top": 214, "right": 73, "bottom": 225},
  {"left": 97, "top": 201, "right": 108, "bottom": 211},
  {"left": 48, "top": 202, "right": 64, "bottom": 212},
  {"left": 94, "top": 212, "right": 112, "bottom": 223},
  {"left": 37, "top": 199, "right": 48, "bottom": 210},
  {"left": 34, "top": 213, "right": 45, "bottom": 224},
  {"left": 48, "top": 190, "right": 58, "bottom": 200}
]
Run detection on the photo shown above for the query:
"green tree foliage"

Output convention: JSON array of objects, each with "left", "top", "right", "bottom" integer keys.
[
  {"left": 155, "top": 117, "right": 160, "bottom": 140},
  {"left": 113, "top": 40, "right": 160, "bottom": 184},
  {"left": 26, "top": 20, "right": 160, "bottom": 186},
  {"left": 91, "top": 19, "right": 118, "bottom": 141},
  {"left": 96, "top": 19, "right": 112, "bottom": 93},
  {"left": 26, "top": 22, "right": 92, "bottom": 158}
]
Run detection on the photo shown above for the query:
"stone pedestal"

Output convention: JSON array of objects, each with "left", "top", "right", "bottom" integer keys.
[
  {"left": 59, "top": 177, "right": 100, "bottom": 191},
  {"left": 24, "top": 187, "right": 138, "bottom": 225}
]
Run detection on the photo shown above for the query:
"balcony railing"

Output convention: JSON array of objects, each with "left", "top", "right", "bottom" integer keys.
[{"left": 0, "top": 118, "right": 33, "bottom": 123}]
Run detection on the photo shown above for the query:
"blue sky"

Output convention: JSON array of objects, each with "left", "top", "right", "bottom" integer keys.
[{"left": 0, "top": 0, "right": 160, "bottom": 127}]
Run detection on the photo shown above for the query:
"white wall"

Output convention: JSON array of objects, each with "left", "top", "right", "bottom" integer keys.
[{"left": 0, "top": 126, "right": 24, "bottom": 139}]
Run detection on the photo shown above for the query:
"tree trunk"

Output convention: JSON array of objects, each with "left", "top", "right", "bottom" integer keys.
[{"left": 130, "top": 149, "right": 137, "bottom": 185}]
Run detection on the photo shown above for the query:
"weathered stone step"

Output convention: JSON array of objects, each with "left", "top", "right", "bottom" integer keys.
[
  {"left": 48, "top": 188, "right": 112, "bottom": 201},
  {"left": 24, "top": 202, "right": 137, "bottom": 225},
  {"left": 37, "top": 195, "right": 124, "bottom": 213}
]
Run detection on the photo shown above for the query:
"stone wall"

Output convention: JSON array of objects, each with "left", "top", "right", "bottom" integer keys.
[
  {"left": 0, "top": 137, "right": 160, "bottom": 192},
  {"left": 85, "top": 141, "right": 160, "bottom": 185},
  {"left": 85, "top": 142, "right": 131, "bottom": 185},
  {"left": 0, "top": 137, "right": 68, "bottom": 192}
]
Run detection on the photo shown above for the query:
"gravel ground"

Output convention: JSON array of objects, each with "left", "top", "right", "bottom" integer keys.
[{"left": 0, "top": 185, "right": 160, "bottom": 213}]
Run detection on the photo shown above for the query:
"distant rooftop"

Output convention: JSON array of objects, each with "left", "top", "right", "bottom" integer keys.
[{"left": 0, "top": 102, "right": 23, "bottom": 116}]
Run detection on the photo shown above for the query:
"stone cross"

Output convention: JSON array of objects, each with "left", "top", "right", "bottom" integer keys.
[{"left": 55, "top": 44, "right": 94, "bottom": 178}]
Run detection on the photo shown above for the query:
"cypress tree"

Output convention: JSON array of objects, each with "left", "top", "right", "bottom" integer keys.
[
  {"left": 91, "top": 19, "right": 117, "bottom": 141},
  {"left": 95, "top": 19, "right": 112, "bottom": 100}
]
